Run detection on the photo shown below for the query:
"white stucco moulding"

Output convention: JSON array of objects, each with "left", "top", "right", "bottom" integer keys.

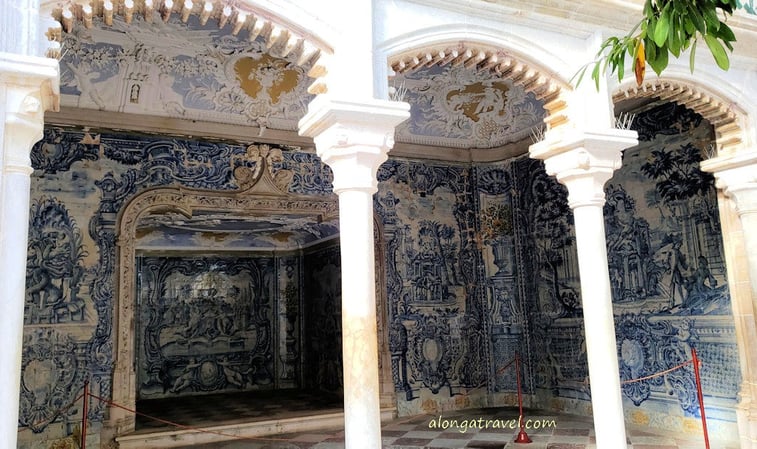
[
  {"left": 528, "top": 128, "right": 639, "bottom": 207},
  {"left": 298, "top": 95, "right": 410, "bottom": 193},
  {"left": 1, "top": 52, "right": 60, "bottom": 172},
  {"left": 701, "top": 150, "right": 757, "bottom": 216}
]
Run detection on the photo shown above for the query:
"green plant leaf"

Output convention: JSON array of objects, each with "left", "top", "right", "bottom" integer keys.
[
  {"left": 592, "top": 61, "right": 601, "bottom": 90},
  {"left": 715, "top": 22, "right": 736, "bottom": 42},
  {"left": 654, "top": 3, "right": 671, "bottom": 46},
  {"left": 643, "top": 0, "right": 654, "bottom": 18},
  {"left": 689, "top": 39, "right": 697, "bottom": 73},
  {"left": 704, "top": 33, "right": 730, "bottom": 70},
  {"left": 686, "top": 2, "right": 707, "bottom": 33},
  {"left": 650, "top": 48, "right": 668, "bottom": 75},
  {"left": 617, "top": 51, "right": 625, "bottom": 82},
  {"left": 703, "top": 7, "right": 721, "bottom": 32},
  {"left": 668, "top": 23, "right": 681, "bottom": 57}
]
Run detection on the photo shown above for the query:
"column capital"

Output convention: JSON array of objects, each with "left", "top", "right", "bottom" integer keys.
[
  {"left": 298, "top": 95, "right": 409, "bottom": 194},
  {"left": 701, "top": 150, "right": 757, "bottom": 216},
  {"left": 1, "top": 53, "right": 60, "bottom": 174},
  {"left": 0, "top": 52, "right": 59, "bottom": 110},
  {"left": 529, "top": 128, "right": 638, "bottom": 208}
]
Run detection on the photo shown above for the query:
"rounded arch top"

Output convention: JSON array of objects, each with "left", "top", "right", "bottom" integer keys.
[
  {"left": 613, "top": 69, "right": 753, "bottom": 155},
  {"left": 41, "top": 0, "right": 334, "bottom": 69},
  {"left": 379, "top": 24, "right": 577, "bottom": 139},
  {"left": 381, "top": 24, "right": 573, "bottom": 93}
]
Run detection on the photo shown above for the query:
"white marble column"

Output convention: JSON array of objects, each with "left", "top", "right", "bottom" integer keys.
[
  {"left": 530, "top": 128, "right": 638, "bottom": 449},
  {"left": 0, "top": 52, "right": 59, "bottom": 447},
  {"left": 701, "top": 151, "right": 757, "bottom": 448},
  {"left": 299, "top": 95, "right": 408, "bottom": 449}
]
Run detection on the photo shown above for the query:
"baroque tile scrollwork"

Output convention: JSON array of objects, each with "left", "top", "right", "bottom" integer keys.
[
  {"left": 278, "top": 257, "right": 300, "bottom": 384},
  {"left": 19, "top": 329, "right": 87, "bottom": 433},
  {"left": 31, "top": 128, "right": 100, "bottom": 174},
  {"left": 23, "top": 128, "right": 339, "bottom": 439},
  {"left": 21, "top": 98, "right": 742, "bottom": 442},
  {"left": 58, "top": 18, "right": 315, "bottom": 129},
  {"left": 616, "top": 315, "right": 698, "bottom": 413},
  {"left": 25, "top": 198, "right": 88, "bottom": 326},
  {"left": 408, "top": 313, "right": 461, "bottom": 395},
  {"left": 377, "top": 159, "right": 487, "bottom": 401}
]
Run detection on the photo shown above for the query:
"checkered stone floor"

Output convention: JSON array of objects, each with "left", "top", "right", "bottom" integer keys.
[
  {"left": 136, "top": 389, "right": 344, "bottom": 431},
  {"left": 165, "top": 405, "right": 736, "bottom": 449}
]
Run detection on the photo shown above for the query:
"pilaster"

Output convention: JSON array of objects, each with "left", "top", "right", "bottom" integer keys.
[
  {"left": 0, "top": 51, "right": 59, "bottom": 448},
  {"left": 299, "top": 95, "right": 409, "bottom": 449},
  {"left": 701, "top": 150, "right": 757, "bottom": 449},
  {"left": 530, "top": 127, "right": 638, "bottom": 449}
]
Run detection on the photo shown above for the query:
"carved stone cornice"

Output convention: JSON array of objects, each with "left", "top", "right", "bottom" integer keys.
[{"left": 614, "top": 79, "right": 746, "bottom": 154}]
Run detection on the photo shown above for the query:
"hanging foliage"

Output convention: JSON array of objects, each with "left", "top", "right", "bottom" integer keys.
[{"left": 575, "top": 0, "right": 755, "bottom": 89}]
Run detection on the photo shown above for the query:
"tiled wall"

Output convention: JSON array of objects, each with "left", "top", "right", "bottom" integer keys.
[
  {"left": 19, "top": 130, "right": 333, "bottom": 445},
  {"left": 19, "top": 102, "right": 740, "bottom": 445},
  {"left": 135, "top": 255, "right": 277, "bottom": 399},
  {"left": 493, "top": 103, "right": 739, "bottom": 437}
]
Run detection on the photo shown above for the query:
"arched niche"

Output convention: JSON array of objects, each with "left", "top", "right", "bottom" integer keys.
[{"left": 109, "top": 146, "right": 394, "bottom": 435}]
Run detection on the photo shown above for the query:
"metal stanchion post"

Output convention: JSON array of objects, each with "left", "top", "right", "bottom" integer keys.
[
  {"left": 514, "top": 353, "right": 531, "bottom": 444},
  {"left": 691, "top": 348, "right": 710, "bottom": 449},
  {"left": 81, "top": 380, "right": 89, "bottom": 449}
]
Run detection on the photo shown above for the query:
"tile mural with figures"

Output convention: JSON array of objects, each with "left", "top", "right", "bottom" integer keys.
[
  {"left": 136, "top": 256, "right": 276, "bottom": 399},
  {"left": 18, "top": 100, "right": 742, "bottom": 445}
]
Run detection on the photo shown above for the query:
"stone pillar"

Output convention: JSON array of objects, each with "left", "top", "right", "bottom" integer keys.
[
  {"left": 530, "top": 128, "right": 638, "bottom": 449},
  {"left": 0, "top": 52, "right": 59, "bottom": 447},
  {"left": 299, "top": 95, "right": 409, "bottom": 449},
  {"left": 701, "top": 151, "right": 757, "bottom": 449}
]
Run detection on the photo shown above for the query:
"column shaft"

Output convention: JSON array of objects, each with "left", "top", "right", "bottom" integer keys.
[
  {"left": 0, "top": 170, "right": 32, "bottom": 446},
  {"left": 530, "top": 128, "right": 637, "bottom": 449},
  {"left": 572, "top": 204, "right": 626, "bottom": 448},
  {"left": 0, "top": 52, "right": 59, "bottom": 448},
  {"left": 299, "top": 96, "right": 409, "bottom": 449},
  {"left": 740, "top": 212, "right": 757, "bottom": 296},
  {"left": 338, "top": 189, "right": 382, "bottom": 449}
]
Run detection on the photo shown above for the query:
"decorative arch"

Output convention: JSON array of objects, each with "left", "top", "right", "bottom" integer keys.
[
  {"left": 612, "top": 72, "right": 757, "bottom": 447},
  {"left": 379, "top": 25, "right": 574, "bottom": 139},
  {"left": 41, "top": 0, "right": 333, "bottom": 93},
  {"left": 613, "top": 72, "right": 751, "bottom": 155},
  {"left": 109, "top": 156, "right": 341, "bottom": 434}
]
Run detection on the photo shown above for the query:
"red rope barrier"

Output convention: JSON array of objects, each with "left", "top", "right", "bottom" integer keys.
[
  {"left": 514, "top": 353, "right": 531, "bottom": 444},
  {"left": 496, "top": 356, "right": 517, "bottom": 375},
  {"left": 620, "top": 360, "right": 693, "bottom": 385},
  {"left": 81, "top": 380, "right": 89, "bottom": 449},
  {"left": 88, "top": 393, "right": 295, "bottom": 442},
  {"left": 692, "top": 348, "right": 710, "bottom": 449},
  {"left": 616, "top": 352, "right": 710, "bottom": 449}
]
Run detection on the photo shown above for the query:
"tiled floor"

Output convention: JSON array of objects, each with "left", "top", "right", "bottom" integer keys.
[
  {"left": 136, "top": 389, "right": 344, "bottom": 432},
  {"left": 134, "top": 391, "right": 734, "bottom": 449}
]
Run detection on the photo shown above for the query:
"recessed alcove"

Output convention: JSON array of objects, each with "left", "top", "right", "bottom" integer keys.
[{"left": 108, "top": 149, "right": 395, "bottom": 436}]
